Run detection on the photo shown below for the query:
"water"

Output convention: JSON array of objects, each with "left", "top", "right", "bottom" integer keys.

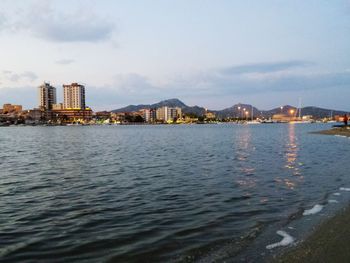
[{"left": 1, "top": 123, "right": 349, "bottom": 262}]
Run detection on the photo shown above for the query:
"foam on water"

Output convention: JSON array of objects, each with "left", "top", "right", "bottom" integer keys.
[
  {"left": 333, "top": 193, "right": 341, "bottom": 196},
  {"left": 266, "top": 231, "right": 295, "bottom": 249},
  {"left": 340, "top": 187, "right": 350, "bottom": 191},
  {"left": 335, "top": 135, "right": 347, "bottom": 138},
  {"left": 303, "top": 204, "right": 323, "bottom": 216},
  {"left": 328, "top": 199, "right": 339, "bottom": 203}
]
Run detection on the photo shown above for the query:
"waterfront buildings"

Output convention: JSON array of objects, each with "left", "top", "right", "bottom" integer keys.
[
  {"left": 205, "top": 110, "right": 216, "bottom": 120},
  {"left": 52, "top": 108, "right": 93, "bottom": 123},
  {"left": 156, "top": 106, "right": 182, "bottom": 122},
  {"left": 143, "top": 108, "right": 157, "bottom": 123},
  {"left": 63, "top": 83, "right": 86, "bottom": 110},
  {"left": 2, "top": 104, "right": 23, "bottom": 114},
  {"left": 38, "top": 83, "right": 56, "bottom": 110},
  {"left": 52, "top": 103, "right": 64, "bottom": 110},
  {"left": 0, "top": 103, "right": 25, "bottom": 124},
  {"left": 51, "top": 83, "right": 91, "bottom": 123},
  {"left": 36, "top": 82, "right": 92, "bottom": 123},
  {"left": 272, "top": 114, "right": 297, "bottom": 122},
  {"left": 95, "top": 111, "right": 111, "bottom": 120},
  {"left": 26, "top": 109, "right": 43, "bottom": 122}
]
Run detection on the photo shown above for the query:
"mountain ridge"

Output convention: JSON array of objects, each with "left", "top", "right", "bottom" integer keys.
[{"left": 112, "top": 98, "right": 348, "bottom": 118}]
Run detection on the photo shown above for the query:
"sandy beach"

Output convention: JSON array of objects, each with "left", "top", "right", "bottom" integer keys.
[
  {"left": 274, "top": 205, "right": 350, "bottom": 262},
  {"left": 273, "top": 126, "right": 350, "bottom": 262},
  {"left": 311, "top": 126, "right": 350, "bottom": 137}
]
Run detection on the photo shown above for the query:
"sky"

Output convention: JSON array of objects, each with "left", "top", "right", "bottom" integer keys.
[{"left": 0, "top": 0, "right": 350, "bottom": 111}]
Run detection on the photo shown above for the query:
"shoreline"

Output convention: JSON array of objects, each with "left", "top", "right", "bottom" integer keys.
[
  {"left": 311, "top": 126, "right": 350, "bottom": 137},
  {"left": 272, "top": 127, "right": 350, "bottom": 262},
  {"left": 273, "top": 205, "right": 350, "bottom": 262}
]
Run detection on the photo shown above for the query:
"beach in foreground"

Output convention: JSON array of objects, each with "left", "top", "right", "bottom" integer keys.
[
  {"left": 274, "top": 126, "right": 350, "bottom": 263},
  {"left": 274, "top": 205, "right": 350, "bottom": 262}
]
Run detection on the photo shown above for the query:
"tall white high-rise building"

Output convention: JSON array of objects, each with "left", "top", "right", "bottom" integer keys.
[
  {"left": 38, "top": 82, "right": 56, "bottom": 110},
  {"left": 63, "top": 83, "right": 86, "bottom": 109}
]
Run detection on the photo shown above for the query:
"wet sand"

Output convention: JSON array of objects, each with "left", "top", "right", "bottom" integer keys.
[
  {"left": 273, "top": 206, "right": 350, "bottom": 262},
  {"left": 274, "top": 127, "right": 350, "bottom": 262},
  {"left": 311, "top": 126, "right": 350, "bottom": 137}
]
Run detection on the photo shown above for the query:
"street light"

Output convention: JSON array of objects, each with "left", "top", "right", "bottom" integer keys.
[
  {"left": 245, "top": 111, "right": 249, "bottom": 121},
  {"left": 237, "top": 106, "right": 241, "bottom": 119}
]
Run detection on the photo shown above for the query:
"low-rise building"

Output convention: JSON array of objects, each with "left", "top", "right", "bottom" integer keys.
[
  {"left": 52, "top": 108, "right": 93, "bottom": 123},
  {"left": 25, "top": 108, "right": 44, "bottom": 123},
  {"left": 205, "top": 111, "right": 216, "bottom": 119},
  {"left": 95, "top": 111, "right": 111, "bottom": 120},
  {"left": 110, "top": 112, "right": 126, "bottom": 123},
  {"left": 272, "top": 114, "right": 296, "bottom": 122},
  {"left": 52, "top": 103, "right": 64, "bottom": 110},
  {"left": 302, "top": 115, "right": 313, "bottom": 121},
  {"left": 3, "top": 104, "right": 23, "bottom": 114}
]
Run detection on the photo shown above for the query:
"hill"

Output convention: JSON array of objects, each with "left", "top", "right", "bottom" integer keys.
[
  {"left": 112, "top": 98, "right": 206, "bottom": 116},
  {"left": 112, "top": 99, "right": 348, "bottom": 119}
]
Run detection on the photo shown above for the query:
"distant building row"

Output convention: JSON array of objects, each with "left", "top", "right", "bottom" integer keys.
[{"left": 143, "top": 107, "right": 182, "bottom": 123}]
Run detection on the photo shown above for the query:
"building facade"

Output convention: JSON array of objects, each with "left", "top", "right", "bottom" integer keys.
[
  {"left": 52, "top": 109, "right": 93, "bottom": 123},
  {"left": 63, "top": 83, "right": 86, "bottom": 110},
  {"left": 38, "top": 83, "right": 56, "bottom": 110},
  {"left": 143, "top": 108, "right": 157, "bottom": 123},
  {"left": 156, "top": 106, "right": 182, "bottom": 122},
  {"left": 2, "top": 104, "right": 23, "bottom": 114},
  {"left": 52, "top": 103, "right": 64, "bottom": 110}
]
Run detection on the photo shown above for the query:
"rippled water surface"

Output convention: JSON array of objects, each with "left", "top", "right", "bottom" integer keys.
[{"left": 1, "top": 124, "right": 349, "bottom": 262}]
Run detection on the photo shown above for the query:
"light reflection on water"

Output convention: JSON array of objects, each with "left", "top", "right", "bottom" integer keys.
[
  {"left": 0, "top": 124, "right": 349, "bottom": 262},
  {"left": 285, "top": 124, "right": 300, "bottom": 173},
  {"left": 283, "top": 124, "right": 304, "bottom": 189}
]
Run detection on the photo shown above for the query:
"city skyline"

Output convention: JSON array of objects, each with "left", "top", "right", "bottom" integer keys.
[{"left": 0, "top": 0, "right": 350, "bottom": 111}]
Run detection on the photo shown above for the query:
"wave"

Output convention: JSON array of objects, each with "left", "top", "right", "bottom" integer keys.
[
  {"left": 266, "top": 230, "right": 295, "bottom": 249},
  {"left": 328, "top": 199, "right": 339, "bottom": 203},
  {"left": 303, "top": 204, "right": 323, "bottom": 216}
]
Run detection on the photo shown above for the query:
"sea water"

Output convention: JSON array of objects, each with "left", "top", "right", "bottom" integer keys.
[{"left": 1, "top": 123, "right": 350, "bottom": 262}]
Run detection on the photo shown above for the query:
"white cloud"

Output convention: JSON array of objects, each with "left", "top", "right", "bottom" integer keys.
[
  {"left": 4, "top": 1, "right": 116, "bottom": 43},
  {"left": 55, "top": 59, "right": 75, "bottom": 65},
  {"left": 0, "top": 12, "right": 6, "bottom": 31},
  {"left": 1, "top": 70, "right": 38, "bottom": 83}
]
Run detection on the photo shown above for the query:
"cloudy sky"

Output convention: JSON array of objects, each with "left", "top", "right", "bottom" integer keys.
[{"left": 0, "top": 0, "right": 349, "bottom": 111}]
